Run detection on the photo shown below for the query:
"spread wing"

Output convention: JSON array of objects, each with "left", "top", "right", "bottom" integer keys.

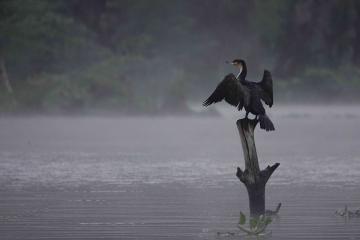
[
  {"left": 258, "top": 70, "right": 273, "bottom": 107},
  {"left": 249, "top": 88, "right": 265, "bottom": 115},
  {"left": 203, "top": 74, "right": 249, "bottom": 110}
]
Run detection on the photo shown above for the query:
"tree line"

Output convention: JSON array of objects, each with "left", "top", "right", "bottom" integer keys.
[{"left": 1, "top": 0, "right": 360, "bottom": 113}]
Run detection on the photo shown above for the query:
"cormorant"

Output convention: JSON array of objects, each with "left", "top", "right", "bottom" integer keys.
[{"left": 203, "top": 59, "right": 275, "bottom": 131}]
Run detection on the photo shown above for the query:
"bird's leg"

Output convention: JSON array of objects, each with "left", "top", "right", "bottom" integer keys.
[{"left": 245, "top": 112, "right": 249, "bottom": 119}]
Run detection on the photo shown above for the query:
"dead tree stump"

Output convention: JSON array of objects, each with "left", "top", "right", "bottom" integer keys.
[{"left": 236, "top": 118, "right": 280, "bottom": 217}]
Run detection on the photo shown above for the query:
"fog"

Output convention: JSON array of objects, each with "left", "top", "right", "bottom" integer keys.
[
  {"left": 0, "top": 106, "right": 360, "bottom": 239},
  {"left": 1, "top": 1, "right": 360, "bottom": 114},
  {"left": 1, "top": 1, "right": 360, "bottom": 239},
  {"left": 1, "top": 105, "right": 360, "bottom": 187}
]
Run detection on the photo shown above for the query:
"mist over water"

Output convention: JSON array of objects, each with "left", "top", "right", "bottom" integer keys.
[
  {"left": 1, "top": 105, "right": 360, "bottom": 189},
  {"left": 0, "top": 105, "right": 359, "bottom": 239},
  {"left": 1, "top": 1, "right": 360, "bottom": 239}
]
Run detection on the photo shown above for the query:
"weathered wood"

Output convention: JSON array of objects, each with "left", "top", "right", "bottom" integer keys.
[
  {"left": 236, "top": 118, "right": 280, "bottom": 217},
  {"left": 265, "top": 203, "right": 282, "bottom": 216},
  {"left": 236, "top": 119, "right": 260, "bottom": 183}
]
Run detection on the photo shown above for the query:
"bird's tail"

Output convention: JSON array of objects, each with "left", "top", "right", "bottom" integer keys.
[{"left": 259, "top": 114, "right": 275, "bottom": 131}]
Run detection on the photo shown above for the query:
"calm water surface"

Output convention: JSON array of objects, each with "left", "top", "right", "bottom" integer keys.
[{"left": 0, "top": 105, "right": 360, "bottom": 239}]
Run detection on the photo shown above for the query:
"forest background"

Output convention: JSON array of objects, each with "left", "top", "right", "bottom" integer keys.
[{"left": 1, "top": 0, "right": 360, "bottom": 114}]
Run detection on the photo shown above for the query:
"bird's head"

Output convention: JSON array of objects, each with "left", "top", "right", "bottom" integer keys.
[
  {"left": 226, "top": 59, "right": 247, "bottom": 79},
  {"left": 226, "top": 59, "right": 246, "bottom": 69}
]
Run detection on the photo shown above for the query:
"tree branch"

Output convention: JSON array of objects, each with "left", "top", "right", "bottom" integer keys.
[
  {"left": 261, "top": 163, "right": 280, "bottom": 183},
  {"left": 236, "top": 167, "right": 247, "bottom": 184}
]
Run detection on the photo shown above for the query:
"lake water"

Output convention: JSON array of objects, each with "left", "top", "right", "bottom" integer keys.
[{"left": 0, "top": 105, "right": 360, "bottom": 239}]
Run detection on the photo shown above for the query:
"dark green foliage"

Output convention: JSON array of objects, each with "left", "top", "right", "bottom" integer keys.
[{"left": 0, "top": 0, "right": 360, "bottom": 113}]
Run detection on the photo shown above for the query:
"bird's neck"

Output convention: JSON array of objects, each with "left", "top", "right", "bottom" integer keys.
[
  {"left": 237, "top": 66, "right": 247, "bottom": 80},
  {"left": 236, "top": 67, "right": 242, "bottom": 79}
]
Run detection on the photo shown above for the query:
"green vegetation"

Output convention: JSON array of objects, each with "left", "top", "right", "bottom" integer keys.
[
  {"left": 237, "top": 212, "right": 272, "bottom": 236},
  {"left": 1, "top": 0, "right": 360, "bottom": 113},
  {"left": 217, "top": 212, "right": 272, "bottom": 238}
]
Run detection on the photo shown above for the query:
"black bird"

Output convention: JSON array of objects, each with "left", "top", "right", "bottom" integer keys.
[{"left": 203, "top": 59, "right": 275, "bottom": 131}]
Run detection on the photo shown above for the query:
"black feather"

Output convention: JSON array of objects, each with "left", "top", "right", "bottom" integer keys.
[
  {"left": 202, "top": 74, "right": 246, "bottom": 108},
  {"left": 202, "top": 61, "right": 275, "bottom": 132}
]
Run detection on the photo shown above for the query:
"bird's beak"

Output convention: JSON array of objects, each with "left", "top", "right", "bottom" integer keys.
[{"left": 225, "top": 61, "right": 234, "bottom": 65}]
